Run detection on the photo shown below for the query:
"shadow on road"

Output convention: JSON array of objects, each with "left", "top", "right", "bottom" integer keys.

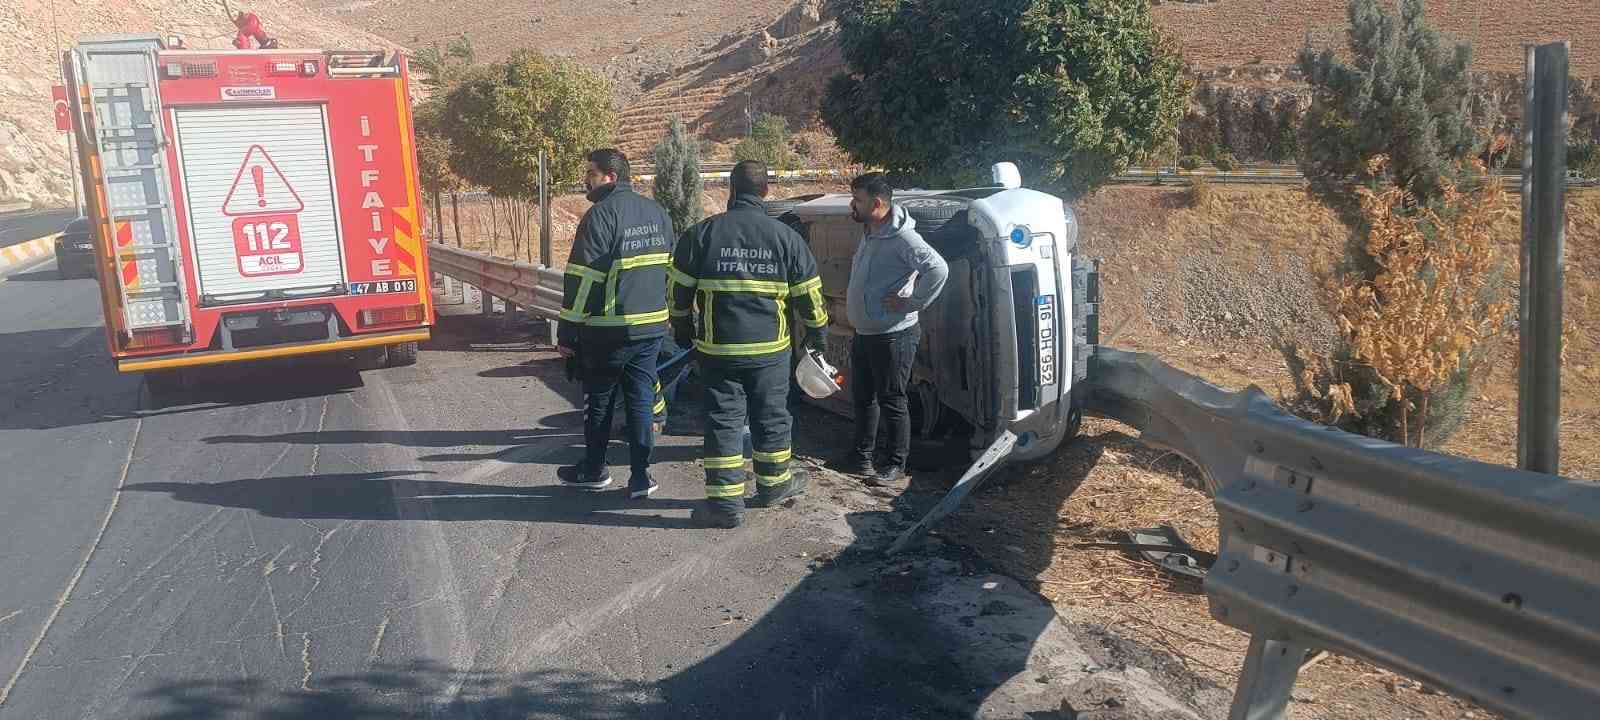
[
  {"left": 128, "top": 451, "right": 1088, "bottom": 718},
  {"left": 122, "top": 470, "right": 700, "bottom": 529}
]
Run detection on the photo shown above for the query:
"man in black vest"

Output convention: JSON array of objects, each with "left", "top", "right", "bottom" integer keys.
[{"left": 557, "top": 149, "right": 675, "bottom": 499}]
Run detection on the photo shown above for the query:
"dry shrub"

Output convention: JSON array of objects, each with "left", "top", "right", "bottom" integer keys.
[{"left": 1298, "top": 156, "right": 1513, "bottom": 446}]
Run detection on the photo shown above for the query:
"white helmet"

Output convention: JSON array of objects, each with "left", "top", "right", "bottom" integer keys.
[{"left": 794, "top": 349, "right": 841, "bottom": 399}]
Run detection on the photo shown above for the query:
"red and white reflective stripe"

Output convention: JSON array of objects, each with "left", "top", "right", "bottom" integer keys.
[{"left": 0, "top": 237, "right": 54, "bottom": 270}]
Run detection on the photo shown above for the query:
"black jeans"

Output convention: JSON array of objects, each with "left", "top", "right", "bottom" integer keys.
[
  {"left": 581, "top": 336, "right": 662, "bottom": 483},
  {"left": 850, "top": 324, "right": 920, "bottom": 471}
]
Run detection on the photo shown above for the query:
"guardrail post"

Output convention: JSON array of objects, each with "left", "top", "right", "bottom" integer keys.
[
  {"left": 1518, "top": 41, "right": 1569, "bottom": 475},
  {"left": 1228, "top": 637, "right": 1308, "bottom": 720},
  {"left": 482, "top": 291, "right": 496, "bottom": 318}
]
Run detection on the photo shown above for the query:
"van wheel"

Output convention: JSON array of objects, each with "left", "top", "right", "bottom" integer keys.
[{"left": 386, "top": 341, "right": 419, "bottom": 367}]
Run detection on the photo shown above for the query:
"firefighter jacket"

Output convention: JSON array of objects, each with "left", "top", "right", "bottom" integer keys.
[
  {"left": 669, "top": 194, "right": 828, "bottom": 361},
  {"left": 558, "top": 182, "right": 675, "bottom": 347}
]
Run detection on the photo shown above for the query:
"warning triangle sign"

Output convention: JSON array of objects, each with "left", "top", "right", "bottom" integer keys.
[{"left": 221, "top": 145, "right": 305, "bottom": 216}]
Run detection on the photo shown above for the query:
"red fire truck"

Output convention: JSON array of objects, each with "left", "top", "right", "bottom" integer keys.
[{"left": 62, "top": 34, "right": 434, "bottom": 391}]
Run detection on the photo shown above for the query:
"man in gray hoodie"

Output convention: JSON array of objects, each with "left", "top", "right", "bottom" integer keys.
[{"left": 840, "top": 173, "right": 949, "bottom": 484}]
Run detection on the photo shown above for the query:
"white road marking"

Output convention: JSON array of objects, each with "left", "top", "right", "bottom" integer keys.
[{"left": 0, "top": 417, "right": 143, "bottom": 707}]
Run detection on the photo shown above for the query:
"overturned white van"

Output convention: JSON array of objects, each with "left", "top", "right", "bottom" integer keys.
[{"left": 771, "top": 163, "right": 1100, "bottom": 469}]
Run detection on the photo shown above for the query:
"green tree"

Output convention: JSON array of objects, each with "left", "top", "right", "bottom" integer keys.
[
  {"left": 1286, "top": 0, "right": 1509, "bottom": 448},
  {"left": 441, "top": 52, "right": 616, "bottom": 258},
  {"left": 411, "top": 34, "right": 477, "bottom": 93},
  {"left": 652, "top": 118, "right": 704, "bottom": 236},
  {"left": 733, "top": 114, "right": 798, "bottom": 172},
  {"left": 822, "top": 0, "right": 1189, "bottom": 196},
  {"left": 413, "top": 100, "right": 464, "bottom": 245},
  {"left": 1295, "top": 0, "right": 1495, "bottom": 202}
]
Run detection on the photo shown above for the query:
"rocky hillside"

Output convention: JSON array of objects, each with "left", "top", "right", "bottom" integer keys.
[{"left": 0, "top": 0, "right": 395, "bottom": 208}]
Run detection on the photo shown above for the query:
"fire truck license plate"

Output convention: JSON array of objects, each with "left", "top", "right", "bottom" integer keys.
[
  {"left": 1037, "top": 294, "right": 1057, "bottom": 386},
  {"left": 232, "top": 214, "right": 304, "bottom": 277},
  {"left": 349, "top": 280, "right": 418, "bottom": 295}
]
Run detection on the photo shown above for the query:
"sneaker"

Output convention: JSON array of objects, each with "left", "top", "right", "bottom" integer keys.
[
  {"left": 558, "top": 465, "right": 613, "bottom": 491},
  {"left": 691, "top": 502, "right": 742, "bottom": 529},
  {"left": 749, "top": 472, "right": 808, "bottom": 509},
  {"left": 867, "top": 466, "right": 906, "bottom": 487},
  {"left": 628, "top": 473, "right": 659, "bottom": 499}
]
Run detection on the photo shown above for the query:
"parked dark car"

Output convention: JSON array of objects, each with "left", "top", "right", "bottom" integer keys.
[{"left": 53, "top": 217, "right": 96, "bottom": 279}]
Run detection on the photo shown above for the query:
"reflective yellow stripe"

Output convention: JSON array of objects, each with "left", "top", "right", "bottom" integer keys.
[
  {"left": 566, "top": 263, "right": 606, "bottom": 283},
  {"left": 703, "top": 455, "right": 745, "bottom": 470},
  {"left": 616, "top": 252, "right": 671, "bottom": 270},
  {"left": 703, "top": 290, "right": 714, "bottom": 342},
  {"left": 586, "top": 308, "right": 669, "bottom": 327},
  {"left": 706, "top": 483, "right": 747, "bottom": 498},
  {"left": 654, "top": 397, "right": 666, "bottom": 415},
  {"left": 668, "top": 266, "right": 698, "bottom": 287},
  {"left": 753, "top": 448, "right": 791, "bottom": 464},
  {"left": 755, "top": 471, "right": 791, "bottom": 487},
  {"left": 669, "top": 307, "right": 692, "bottom": 318},
  {"left": 776, "top": 296, "right": 787, "bottom": 344},
  {"left": 561, "top": 276, "right": 596, "bottom": 323},
  {"left": 697, "top": 279, "right": 787, "bottom": 295},
  {"left": 694, "top": 337, "right": 791, "bottom": 357},
  {"left": 802, "top": 286, "right": 828, "bottom": 329},
  {"left": 789, "top": 277, "right": 822, "bottom": 297}
]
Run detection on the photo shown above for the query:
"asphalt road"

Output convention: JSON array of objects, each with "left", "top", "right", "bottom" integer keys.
[
  {"left": 0, "top": 272, "right": 1218, "bottom": 719},
  {"left": 0, "top": 209, "right": 78, "bottom": 250}
]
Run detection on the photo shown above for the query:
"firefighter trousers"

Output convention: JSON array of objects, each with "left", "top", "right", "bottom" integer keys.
[{"left": 700, "top": 356, "right": 792, "bottom": 506}]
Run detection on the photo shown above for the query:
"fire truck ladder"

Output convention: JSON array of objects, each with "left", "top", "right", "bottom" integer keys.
[{"left": 75, "top": 37, "right": 192, "bottom": 340}]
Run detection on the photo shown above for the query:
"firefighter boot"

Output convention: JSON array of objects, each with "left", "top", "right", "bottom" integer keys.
[
  {"left": 692, "top": 498, "right": 743, "bottom": 529},
  {"left": 748, "top": 470, "right": 807, "bottom": 509}
]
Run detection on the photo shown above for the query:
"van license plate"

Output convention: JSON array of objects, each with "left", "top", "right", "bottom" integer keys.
[{"left": 1036, "top": 295, "right": 1057, "bottom": 386}]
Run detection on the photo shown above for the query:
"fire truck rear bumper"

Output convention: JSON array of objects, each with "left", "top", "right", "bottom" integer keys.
[{"left": 116, "top": 328, "right": 431, "bottom": 373}]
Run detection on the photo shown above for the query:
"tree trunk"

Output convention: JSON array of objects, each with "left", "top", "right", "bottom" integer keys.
[
  {"left": 1418, "top": 392, "right": 1431, "bottom": 449},
  {"left": 431, "top": 191, "right": 445, "bottom": 244},
  {"left": 450, "top": 192, "right": 462, "bottom": 247}
]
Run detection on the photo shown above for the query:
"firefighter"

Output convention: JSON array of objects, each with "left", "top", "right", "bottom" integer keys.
[
  {"left": 669, "top": 160, "right": 829, "bottom": 528},
  {"left": 557, "top": 149, "right": 675, "bottom": 499}
]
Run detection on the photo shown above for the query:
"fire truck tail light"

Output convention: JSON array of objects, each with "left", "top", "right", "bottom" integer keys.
[
  {"left": 163, "top": 63, "right": 182, "bottom": 79},
  {"left": 359, "top": 305, "right": 424, "bottom": 328},
  {"left": 270, "top": 61, "right": 299, "bottom": 75},
  {"left": 300, "top": 61, "right": 319, "bottom": 77}
]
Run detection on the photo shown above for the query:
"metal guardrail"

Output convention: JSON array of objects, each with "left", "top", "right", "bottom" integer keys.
[
  {"left": 427, "top": 243, "right": 564, "bottom": 319},
  {"left": 1086, "top": 347, "right": 1600, "bottom": 720},
  {"left": 1113, "top": 166, "right": 1600, "bottom": 190},
  {"left": 425, "top": 241, "right": 1600, "bottom": 719}
]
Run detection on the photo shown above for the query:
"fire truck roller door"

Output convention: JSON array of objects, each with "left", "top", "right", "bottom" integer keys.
[{"left": 172, "top": 105, "right": 347, "bottom": 303}]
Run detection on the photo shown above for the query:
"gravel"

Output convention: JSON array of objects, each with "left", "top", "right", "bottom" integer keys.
[{"left": 1142, "top": 252, "right": 1336, "bottom": 352}]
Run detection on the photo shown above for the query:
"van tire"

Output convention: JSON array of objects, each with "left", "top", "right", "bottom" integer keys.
[
  {"left": 900, "top": 197, "right": 967, "bottom": 233},
  {"left": 386, "top": 341, "right": 419, "bottom": 367}
]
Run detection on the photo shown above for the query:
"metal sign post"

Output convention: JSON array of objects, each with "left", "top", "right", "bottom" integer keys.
[{"left": 1518, "top": 42, "right": 1569, "bottom": 475}]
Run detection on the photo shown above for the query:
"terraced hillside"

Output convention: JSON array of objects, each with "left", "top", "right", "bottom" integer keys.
[{"left": 1155, "top": 0, "right": 1598, "bottom": 76}]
